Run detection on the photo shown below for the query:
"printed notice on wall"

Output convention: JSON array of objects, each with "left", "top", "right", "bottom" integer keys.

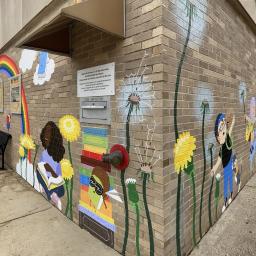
[{"left": 77, "top": 63, "right": 115, "bottom": 97}]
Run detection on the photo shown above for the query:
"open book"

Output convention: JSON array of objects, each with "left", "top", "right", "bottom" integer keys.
[{"left": 37, "top": 162, "right": 64, "bottom": 190}]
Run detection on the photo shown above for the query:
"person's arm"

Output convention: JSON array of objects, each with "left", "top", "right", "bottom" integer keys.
[
  {"left": 210, "top": 156, "right": 222, "bottom": 177},
  {"left": 229, "top": 115, "right": 235, "bottom": 135},
  {"left": 44, "top": 163, "right": 58, "bottom": 178}
]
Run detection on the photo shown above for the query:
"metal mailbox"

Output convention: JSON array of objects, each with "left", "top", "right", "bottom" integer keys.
[{"left": 80, "top": 96, "right": 111, "bottom": 124}]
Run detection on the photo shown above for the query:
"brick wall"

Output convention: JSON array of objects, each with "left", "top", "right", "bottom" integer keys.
[
  {"left": 161, "top": 0, "right": 256, "bottom": 255},
  {"left": 0, "top": 0, "right": 166, "bottom": 255}
]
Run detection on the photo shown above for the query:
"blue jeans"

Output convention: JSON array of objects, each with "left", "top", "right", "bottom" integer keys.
[
  {"left": 224, "top": 156, "right": 233, "bottom": 200},
  {"left": 36, "top": 170, "right": 65, "bottom": 200}
]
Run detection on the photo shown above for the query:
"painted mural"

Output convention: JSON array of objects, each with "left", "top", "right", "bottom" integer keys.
[
  {"left": 173, "top": 1, "right": 197, "bottom": 254},
  {"left": 174, "top": 0, "right": 208, "bottom": 46},
  {"left": 116, "top": 50, "right": 155, "bottom": 255},
  {"left": 79, "top": 126, "right": 122, "bottom": 247},
  {"left": 172, "top": 1, "right": 247, "bottom": 255},
  {"left": 19, "top": 49, "right": 55, "bottom": 85}
]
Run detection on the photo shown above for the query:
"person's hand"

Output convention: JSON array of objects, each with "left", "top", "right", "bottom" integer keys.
[{"left": 210, "top": 168, "right": 216, "bottom": 177}]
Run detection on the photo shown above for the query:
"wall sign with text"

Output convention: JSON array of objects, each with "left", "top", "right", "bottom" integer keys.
[{"left": 77, "top": 63, "right": 115, "bottom": 97}]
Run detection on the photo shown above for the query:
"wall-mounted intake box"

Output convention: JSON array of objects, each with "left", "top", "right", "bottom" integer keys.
[{"left": 80, "top": 96, "right": 111, "bottom": 125}]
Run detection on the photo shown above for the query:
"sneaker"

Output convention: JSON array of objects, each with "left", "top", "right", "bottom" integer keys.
[
  {"left": 228, "top": 197, "right": 232, "bottom": 205},
  {"left": 222, "top": 205, "right": 226, "bottom": 213},
  {"left": 51, "top": 192, "right": 62, "bottom": 211}
]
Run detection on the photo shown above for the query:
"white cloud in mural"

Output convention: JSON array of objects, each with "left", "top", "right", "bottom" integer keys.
[
  {"left": 193, "top": 84, "right": 214, "bottom": 121},
  {"left": 174, "top": 0, "right": 208, "bottom": 45},
  {"left": 16, "top": 159, "right": 41, "bottom": 192},
  {"left": 33, "top": 53, "right": 55, "bottom": 86},
  {"left": 19, "top": 49, "right": 38, "bottom": 73}
]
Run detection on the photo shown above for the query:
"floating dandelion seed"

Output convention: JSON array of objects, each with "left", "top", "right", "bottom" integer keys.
[
  {"left": 135, "top": 121, "right": 161, "bottom": 181},
  {"left": 117, "top": 52, "right": 155, "bottom": 123}
]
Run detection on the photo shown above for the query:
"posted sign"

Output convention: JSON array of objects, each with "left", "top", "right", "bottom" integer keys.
[{"left": 77, "top": 62, "right": 115, "bottom": 97}]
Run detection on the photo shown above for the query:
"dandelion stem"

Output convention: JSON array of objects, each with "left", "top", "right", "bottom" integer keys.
[
  {"left": 191, "top": 171, "right": 197, "bottom": 247},
  {"left": 67, "top": 141, "right": 73, "bottom": 220},
  {"left": 143, "top": 173, "right": 154, "bottom": 256},
  {"left": 32, "top": 144, "right": 39, "bottom": 187},
  {"left": 65, "top": 180, "right": 70, "bottom": 217},
  {"left": 135, "top": 203, "right": 141, "bottom": 256},
  {"left": 121, "top": 104, "right": 133, "bottom": 255},
  {"left": 208, "top": 146, "right": 214, "bottom": 227},
  {"left": 199, "top": 106, "right": 206, "bottom": 239},
  {"left": 174, "top": 3, "right": 193, "bottom": 255}
]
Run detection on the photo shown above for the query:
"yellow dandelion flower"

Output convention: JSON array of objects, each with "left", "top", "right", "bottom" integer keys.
[
  {"left": 174, "top": 132, "right": 196, "bottom": 174},
  {"left": 19, "top": 146, "right": 25, "bottom": 158},
  {"left": 60, "top": 159, "right": 74, "bottom": 180},
  {"left": 59, "top": 115, "right": 81, "bottom": 142},
  {"left": 19, "top": 134, "right": 35, "bottom": 150},
  {"left": 246, "top": 122, "right": 254, "bottom": 142}
]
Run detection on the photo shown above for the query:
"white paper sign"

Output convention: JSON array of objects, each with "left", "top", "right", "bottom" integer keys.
[{"left": 77, "top": 62, "right": 115, "bottom": 97}]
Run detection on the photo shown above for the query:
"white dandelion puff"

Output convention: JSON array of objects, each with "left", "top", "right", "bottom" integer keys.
[
  {"left": 194, "top": 84, "right": 214, "bottom": 121},
  {"left": 174, "top": 0, "right": 208, "bottom": 46},
  {"left": 134, "top": 122, "right": 161, "bottom": 181},
  {"left": 239, "top": 81, "right": 247, "bottom": 106},
  {"left": 116, "top": 52, "right": 155, "bottom": 123}
]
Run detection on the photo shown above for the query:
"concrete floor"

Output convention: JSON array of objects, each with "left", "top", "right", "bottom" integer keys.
[
  {"left": 190, "top": 174, "right": 256, "bottom": 256},
  {"left": 0, "top": 170, "right": 119, "bottom": 256}
]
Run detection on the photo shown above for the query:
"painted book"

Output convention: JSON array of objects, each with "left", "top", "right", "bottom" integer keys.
[{"left": 37, "top": 162, "right": 64, "bottom": 190}]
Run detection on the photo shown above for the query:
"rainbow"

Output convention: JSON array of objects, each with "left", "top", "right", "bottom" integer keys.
[
  {"left": 0, "top": 55, "right": 19, "bottom": 77},
  {"left": 0, "top": 54, "right": 31, "bottom": 161}
]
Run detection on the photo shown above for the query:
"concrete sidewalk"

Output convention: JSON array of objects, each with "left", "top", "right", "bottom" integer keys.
[
  {"left": 190, "top": 174, "right": 256, "bottom": 256},
  {"left": 0, "top": 170, "right": 119, "bottom": 256}
]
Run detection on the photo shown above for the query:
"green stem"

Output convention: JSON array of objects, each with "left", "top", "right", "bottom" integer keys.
[
  {"left": 208, "top": 148, "right": 214, "bottom": 227},
  {"left": 121, "top": 171, "right": 129, "bottom": 255},
  {"left": 20, "top": 158, "right": 22, "bottom": 175},
  {"left": 190, "top": 172, "right": 196, "bottom": 247},
  {"left": 70, "top": 177, "right": 73, "bottom": 220},
  {"left": 121, "top": 104, "right": 133, "bottom": 255},
  {"left": 143, "top": 173, "right": 154, "bottom": 256},
  {"left": 25, "top": 152, "right": 28, "bottom": 181},
  {"left": 175, "top": 8, "right": 192, "bottom": 256},
  {"left": 65, "top": 180, "right": 70, "bottom": 217},
  {"left": 199, "top": 107, "right": 206, "bottom": 239},
  {"left": 135, "top": 203, "right": 141, "bottom": 256},
  {"left": 215, "top": 179, "right": 220, "bottom": 221},
  {"left": 32, "top": 145, "right": 39, "bottom": 187},
  {"left": 67, "top": 141, "right": 73, "bottom": 220},
  {"left": 68, "top": 141, "right": 73, "bottom": 165}
]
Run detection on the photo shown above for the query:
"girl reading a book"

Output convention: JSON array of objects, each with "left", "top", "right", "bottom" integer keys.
[{"left": 37, "top": 121, "right": 65, "bottom": 210}]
